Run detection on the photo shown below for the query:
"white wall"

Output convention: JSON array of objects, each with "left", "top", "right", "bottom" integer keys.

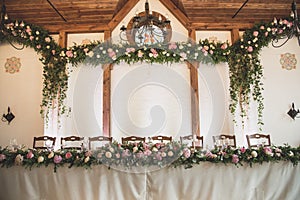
[
  {"left": 260, "top": 37, "right": 300, "bottom": 146},
  {"left": 0, "top": 43, "right": 44, "bottom": 147}
]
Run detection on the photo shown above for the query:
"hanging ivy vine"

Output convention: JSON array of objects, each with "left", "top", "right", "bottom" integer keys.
[{"left": 0, "top": 16, "right": 295, "bottom": 127}]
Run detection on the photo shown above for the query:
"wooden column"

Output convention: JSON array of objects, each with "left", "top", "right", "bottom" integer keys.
[
  {"left": 231, "top": 28, "right": 240, "bottom": 44},
  {"left": 188, "top": 29, "right": 200, "bottom": 136},
  {"left": 59, "top": 31, "right": 67, "bottom": 48},
  {"left": 102, "top": 30, "right": 112, "bottom": 137}
]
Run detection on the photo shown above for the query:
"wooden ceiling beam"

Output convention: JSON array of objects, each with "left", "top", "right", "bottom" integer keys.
[
  {"left": 159, "top": 0, "right": 191, "bottom": 29},
  {"left": 45, "top": 24, "right": 109, "bottom": 34},
  {"left": 108, "top": 0, "right": 139, "bottom": 31},
  {"left": 191, "top": 22, "right": 253, "bottom": 31}
]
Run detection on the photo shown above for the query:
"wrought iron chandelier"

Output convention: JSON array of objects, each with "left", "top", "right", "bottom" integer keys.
[
  {"left": 119, "top": 0, "right": 171, "bottom": 46},
  {"left": 0, "top": 0, "right": 24, "bottom": 50},
  {"left": 272, "top": 0, "right": 300, "bottom": 48}
]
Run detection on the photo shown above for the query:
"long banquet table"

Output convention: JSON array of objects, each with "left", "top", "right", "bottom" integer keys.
[{"left": 0, "top": 161, "right": 299, "bottom": 200}]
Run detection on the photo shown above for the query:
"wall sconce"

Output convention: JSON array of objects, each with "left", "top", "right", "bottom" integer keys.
[
  {"left": 2, "top": 107, "right": 15, "bottom": 124},
  {"left": 287, "top": 103, "right": 300, "bottom": 120}
]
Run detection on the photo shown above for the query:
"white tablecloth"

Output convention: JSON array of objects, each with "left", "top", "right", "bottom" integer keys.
[{"left": 0, "top": 162, "right": 299, "bottom": 200}]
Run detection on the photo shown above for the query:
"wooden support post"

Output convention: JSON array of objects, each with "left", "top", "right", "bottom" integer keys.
[
  {"left": 103, "top": 64, "right": 112, "bottom": 137},
  {"left": 189, "top": 61, "right": 200, "bottom": 137},
  {"left": 231, "top": 28, "right": 240, "bottom": 44},
  {"left": 188, "top": 29, "right": 200, "bottom": 137},
  {"left": 59, "top": 31, "right": 67, "bottom": 48}
]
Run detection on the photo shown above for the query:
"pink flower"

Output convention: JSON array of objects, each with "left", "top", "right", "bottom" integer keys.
[
  {"left": 45, "top": 37, "right": 51, "bottom": 43},
  {"left": 183, "top": 148, "right": 191, "bottom": 158},
  {"left": 85, "top": 151, "right": 92, "bottom": 157},
  {"left": 136, "top": 152, "right": 144, "bottom": 158},
  {"left": 221, "top": 43, "right": 228, "bottom": 50},
  {"left": 209, "top": 50, "right": 213, "bottom": 55},
  {"left": 232, "top": 154, "right": 239, "bottom": 164},
  {"left": 264, "top": 147, "right": 273, "bottom": 156},
  {"left": 115, "top": 153, "right": 121, "bottom": 159},
  {"left": 155, "top": 143, "right": 161, "bottom": 149},
  {"left": 155, "top": 152, "right": 162, "bottom": 161},
  {"left": 83, "top": 48, "right": 89, "bottom": 53},
  {"left": 247, "top": 46, "right": 253, "bottom": 52},
  {"left": 137, "top": 50, "right": 144, "bottom": 58},
  {"left": 108, "top": 51, "right": 116, "bottom": 58},
  {"left": 203, "top": 45, "right": 209, "bottom": 51},
  {"left": 265, "top": 32, "right": 269, "bottom": 37},
  {"left": 51, "top": 50, "right": 56, "bottom": 55},
  {"left": 97, "top": 152, "right": 103, "bottom": 158},
  {"left": 26, "top": 151, "right": 34, "bottom": 159},
  {"left": 283, "top": 19, "right": 289, "bottom": 25},
  {"left": 144, "top": 149, "right": 152, "bottom": 156},
  {"left": 36, "top": 45, "right": 41, "bottom": 49},
  {"left": 53, "top": 155, "right": 62, "bottom": 164},
  {"left": 66, "top": 50, "right": 73, "bottom": 58},
  {"left": 253, "top": 31, "right": 259, "bottom": 37},
  {"left": 26, "top": 27, "right": 32, "bottom": 34},
  {"left": 260, "top": 26, "right": 265, "bottom": 30},
  {"left": 150, "top": 48, "right": 158, "bottom": 58},
  {"left": 278, "top": 29, "right": 283, "bottom": 34},
  {"left": 240, "top": 147, "right": 246, "bottom": 153},
  {"left": 126, "top": 47, "right": 135, "bottom": 53},
  {"left": 122, "top": 149, "right": 131, "bottom": 157},
  {"left": 168, "top": 42, "right": 177, "bottom": 50},
  {"left": 0, "top": 154, "right": 6, "bottom": 161},
  {"left": 180, "top": 52, "right": 187, "bottom": 60},
  {"left": 29, "top": 36, "right": 34, "bottom": 41},
  {"left": 65, "top": 152, "right": 72, "bottom": 159}
]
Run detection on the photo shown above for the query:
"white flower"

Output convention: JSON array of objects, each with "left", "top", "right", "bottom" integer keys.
[
  {"left": 35, "top": 31, "right": 39, "bottom": 35},
  {"left": 167, "top": 151, "right": 174, "bottom": 157},
  {"left": 102, "top": 50, "right": 106, "bottom": 54},
  {"left": 105, "top": 151, "right": 112, "bottom": 158},
  {"left": 88, "top": 51, "right": 94, "bottom": 57},
  {"left": 133, "top": 146, "right": 138, "bottom": 153},
  {"left": 179, "top": 45, "right": 184, "bottom": 49},
  {"left": 289, "top": 151, "right": 294, "bottom": 157},
  {"left": 152, "top": 147, "right": 158, "bottom": 152},
  {"left": 37, "top": 156, "right": 44, "bottom": 163},
  {"left": 99, "top": 47, "right": 103, "bottom": 50},
  {"left": 166, "top": 53, "right": 170, "bottom": 57},
  {"left": 251, "top": 151, "right": 258, "bottom": 158},
  {"left": 84, "top": 156, "right": 90, "bottom": 163},
  {"left": 109, "top": 147, "right": 115, "bottom": 153},
  {"left": 149, "top": 53, "right": 153, "bottom": 58},
  {"left": 267, "top": 27, "right": 271, "bottom": 32},
  {"left": 48, "top": 151, "right": 54, "bottom": 159},
  {"left": 161, "top": 152, "right": 167, "bottom": 157},
  {"left": 96, "top": 54, "right": 100, "bottom": 58}
]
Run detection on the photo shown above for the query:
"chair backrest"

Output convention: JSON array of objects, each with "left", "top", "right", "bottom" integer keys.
[
  {"left": 33, "top": 136, "right": 56, "bottom": 150},
  {"left": 212, "top": 134, "right": 236, "bottom": 148},
  {"left": 246, "top": 133, "right": 271, "bottom": 148},
  {"left": 121, "top": 136, "right": 145, "bottom": 144},
  {"left": 88, "top": 136, "right": 112, "bottom": 150},
  {"left": 180, "top": 135, "right": 204, "bottom": 149},
  {"left": 151, "top": 135, "right": 172, "bottom": 143},
  {"left": 61, "top": 136, "right": 84, "bottom": 150}
]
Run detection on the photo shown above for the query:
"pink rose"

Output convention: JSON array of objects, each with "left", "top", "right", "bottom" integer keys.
[
  {"left": 232, "top": 154, "right": 239, "bottom": 164},
  {"left": 221, "top": 43, "right": 228, "bottom": 50},
  {"left": 144, "top": 149, "right": 152, "bottom": 156},
  {"left": 264, "top": 147, "right": 273, "bottom": 156},
  {"left": 85, "top": 151, "right": 92, "bottom": 157},
  {"left": 137, "top": 50, "right": 144, "bottom": 58},
  {"left": 108, "top": 51, "right": 116, "bottom": 58},
  {"left": 29, "top": 36, "right": 34, "bottom": 41},
  {"left": 203, "top": 45, "right": 209, "bottom": 51},
  {"left": 168, "top": 42, "right": 177, "bottom": 50},
  {"left": 260, "top": 26, "right": 265, "bottom": 30},
  {"left": 54, "top": 155, "right": 62, "bottom": 164},
  {"left": 155, "top": 152, "right": 162, "bottom": 161},
  {"left": 65, "top": 152, "right": 72, "bottom": 159},
  {"left": 253, "top": 31, "right": 259, "bottom": 37},
  {"left": 247, "top": 46, "right": 253, "bottom": 52},
  {"left": 265, "top": 32, "right": 269, "bottom": 37},
  {"left": 51, "top": 50, "right": 56, "bottom": 55},
  {"left": 240, "top": 147, "right": 246, "bottom": 153},
  {"left": 0, "top": 154, "right": 6, "bottom": 161},
  {"left": 66, "top": 50, "right": 73, "bottom": 58},
  {"left": 36, "top": 45, "right": 41, "bottom": 49},
  {"left": 183, "top": 148, "right": 191, "bottom": 158},
  {"left": 26, "top": 151, "right": 34, "bottom": 159}
]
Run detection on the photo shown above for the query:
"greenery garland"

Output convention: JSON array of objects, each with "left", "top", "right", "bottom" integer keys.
[
  {"left": 0, "top": 142, "right": 299, "bottom": 172},
  {"left": 0, "top": 16, "right": 294, "bottom": 127}
]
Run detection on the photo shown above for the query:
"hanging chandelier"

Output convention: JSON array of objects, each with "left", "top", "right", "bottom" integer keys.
[
  {"left": 119, "top": 0, "right": 171, "bottom": 46},
  {"left": 272, "top": 0, "right": 300, "bottom": 48},
  {"left": 0, "top": 0, "right": 25, "bottom": 50}
]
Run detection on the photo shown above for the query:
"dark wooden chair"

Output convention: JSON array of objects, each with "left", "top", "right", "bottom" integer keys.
[
  {"left": 246, "top": 133, "right": 271, "bottom": 148},
  {"left": 88, "top": 136, "right": 112, "bottom": 150},
  {"left": 33, "top": 136, "right": 56, "bottom": 150},
  {"left": 150, "top": 135, "right": 172, "bottom": 143},
  {"left": 180, "top": 134, "right": 204, "bottom": 149},
  {"left": 212, "top": 134, "right": 236, "bottom": 148},
  {"left": 121, "top": 136, "right": 146, "bottom": 144},
  {"left": 61, "top": 136, "right": 84, "bottom": 150}
]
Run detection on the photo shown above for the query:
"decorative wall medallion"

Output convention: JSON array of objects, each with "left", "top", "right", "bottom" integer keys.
[
  {"left": 280, "top": 53, "right": 297, "bottom": 70},
  {"left": 4, "top": 57, "right": 21, "bottom": 74}
]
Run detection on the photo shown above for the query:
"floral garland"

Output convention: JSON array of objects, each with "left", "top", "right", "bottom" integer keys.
[
  {"left": 228, "top": 17, "right": 294, "bottom": 127},
  {"left": 0, "top": 16, "right": 294, "bottom": 126},
  {"left": 0, "top": 142, "right": 299, "bottom": 172}
]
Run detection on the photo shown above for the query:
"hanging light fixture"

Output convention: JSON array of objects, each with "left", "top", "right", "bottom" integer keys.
[
  {"left": 272, "top": 0, "right": 300, "bottom": 48},
  {"left": 119, "top": 0, "right": 171, "bottom": 46},
  {"left": 0, "top": 0, "right": 24, "bottom": 50}
]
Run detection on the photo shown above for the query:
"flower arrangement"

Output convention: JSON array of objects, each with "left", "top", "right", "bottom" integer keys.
[
  {"left": 0, "top": 142, "right": 299, "bottom": 172},
  {"left": 0, "top": 15, "right": 296, "bottom": 127}
]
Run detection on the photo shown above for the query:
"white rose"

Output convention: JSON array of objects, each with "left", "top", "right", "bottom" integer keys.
[
  {"left": 289, "top": 151, "right": 294, "bottom": 157},
  {"left": 105, "top": 151, "right": 112, "bottom": 158},
  {"left": 133, "top": 146, "right": 138, "bottom": 153},
  {"left": 167, "top": 151, "right": 174, "bottom": 157},
  {"left": 84, "top": 156, "right": 90, "bottom": 163},
  {"left": 37, "top": 156, "right": 44, "bottom": 163},
  {"left": 251, "top": 151, "right": 258, "bottom": 158},
  {"left": 152, "top": 147, "right": 158, "bottom": 152},
  {"left": 48, "top": 151, "right": 54, "bottom": 159},
  {"left": 161, "top": 152, "right": 167, "bottom": 157}
]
